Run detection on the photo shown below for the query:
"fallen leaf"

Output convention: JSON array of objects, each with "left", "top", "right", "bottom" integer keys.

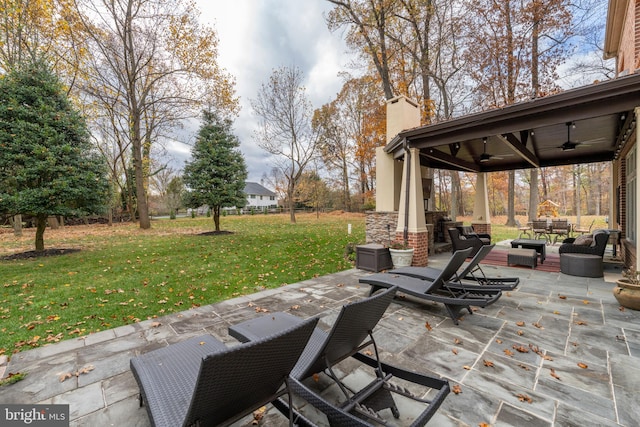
[
  {"left": 553, "top": 310, "right": 561, "bottom": 314},
  {"left": 516, "top": 393, "right": 533, "bottom": 403},
  {"left": 199, "top": 341, "right": 206, "bottom": 346},
  {"left": 479, "top": 423, "right": 490, "bottom": 427},
  {"left": 516, "top": 321, "right": 525, "bottom": 327},
  {"left": 452, "top": 384, "right": 462, "bottom": 394},
  {"left": 290, "top": 305, "right": 300, "bottom": 310},
  {"left": 363, "top": 350, "right": 373, "bottom": 356},
  {"left": 550, "top": 368, "right": 561, "bottom": 380},
  {"left": 77, "top": 365, "right": 95, "bottom": 376},
  {"left": 454, "top": 338, "right": 463, "bottom": 345},
  {"left": 575, "top": 320, "right": 587, "bottom": 326},
  {"left": 504, "top": 349, "right": 514, "bottom": 357},
  {"left": 452, "top": 348, "right": 458, "bottom": 355},
  {"left": 252, "top": 406, "right": 266, "bottom": 423},
  {"left": 532, "top": 322, "right": 544, "bottom": 329},
  {"left": 518, "top": 364, "right": 530, "bottom": 371},
  {"left": 583, "top": 300, "right": 590, "bottom": 305},
  {"left": 425, "top": 322, "right": 432, "bottom": 331},
  {"left": 483, "top": 360, "right": 494, "bottom": 367},
  {"left": 619, "top": 306, "right": 625, "bottom": 311},
  {"left": 312, "top": 373, "right": 320, "bottom": 382},
  {"left": 558, "top": 294, "right": 567, "bottom": 299},
  {"left": 495, "top": 338, "right": 503, "bottom": 344},
  {"left": 59, "top": 372, "right": 73, "bottom": 382},
  {"left": 150, "top": 322, "right": 161, "bottom": 328},
  {"left": 512, "top": 344, "right": 529, "bottom": 353},
  {"left": 463, "top": 365, "right": 472, "bottom": 370},
  {"left": 517, "top": 330, "right": 524, "bottom": 336},
  {"left": 578, "top": 362, "right": 588, "bottom": 369}
]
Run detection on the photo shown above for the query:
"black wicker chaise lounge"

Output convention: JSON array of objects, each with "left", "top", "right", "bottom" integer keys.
[
  {"left": 359, "top": 249, "right": 502, "bottom": 325},
  {"left": 130, "top": 316, "right": 369, "bottom": 427},
  {"left": 391, "top": 244, "right": 520, "bottom": 291},
  {"left": 228, "top": 286, "right": 451, "bottom": 426}
]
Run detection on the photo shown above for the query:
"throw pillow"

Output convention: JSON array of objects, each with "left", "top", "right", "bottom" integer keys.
[{"left": 573, "top": 235, "right": 593, "bottom": 246}]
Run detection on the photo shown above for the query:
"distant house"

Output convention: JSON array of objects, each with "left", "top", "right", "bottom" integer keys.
[{"left": 243, "top": 182, "right": 277, "bottom": 210}]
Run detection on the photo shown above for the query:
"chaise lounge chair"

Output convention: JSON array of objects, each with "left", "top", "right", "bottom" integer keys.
[
  {"left": 359, "top": 249, "right": 502, "bottom": 325},
  {"left": 130, "top": 316, "right": 367, "bottom": 427},
  {"left": 228, "top": 286, "right": 450, "bottom": 426},
  {"left": 391, "top": 244, "right": 520, "bottom": 291}
]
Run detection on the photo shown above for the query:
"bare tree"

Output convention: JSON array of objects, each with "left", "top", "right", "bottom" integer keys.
[
  {"left": 251, "top": 66, "right": 319, "bottom": 223},
  {"left": 74, "top": 0, "right": 238, "bottom": 229}
]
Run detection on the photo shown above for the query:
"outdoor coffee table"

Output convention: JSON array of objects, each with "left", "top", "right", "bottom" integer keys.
[
  {"left": 510, "top": 238, "right": 546, "bottom": 264},
  {"left": 229, "top": 312, "right": 303, "bottom": 343}
]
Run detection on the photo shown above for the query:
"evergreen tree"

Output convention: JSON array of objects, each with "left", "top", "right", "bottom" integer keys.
[
  {"left": 0, "top": 59, "right": 109, "bottom": 251},
  {"left": 183, "top": 111, "right": 247, "bottom": 231}
]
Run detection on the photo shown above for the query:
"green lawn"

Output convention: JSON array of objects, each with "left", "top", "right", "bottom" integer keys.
[{"left": 0, "top": 213, "right": 365, "bottom": 356}]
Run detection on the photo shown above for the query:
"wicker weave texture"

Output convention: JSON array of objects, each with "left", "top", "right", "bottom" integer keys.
[{"left": 130, "top": 317, "right": 318, "bottom": 427}]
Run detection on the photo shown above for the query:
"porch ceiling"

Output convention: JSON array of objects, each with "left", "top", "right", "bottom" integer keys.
[{"left": 385, "top": 73, "right": 640, "bottom": 173}]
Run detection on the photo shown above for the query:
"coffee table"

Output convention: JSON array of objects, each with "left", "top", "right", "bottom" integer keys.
[{"left": 510, "top": 239, "right": 546, "bottom": 264}]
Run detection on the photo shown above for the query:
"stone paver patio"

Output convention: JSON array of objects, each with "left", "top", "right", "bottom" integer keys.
[{"left": 1, "top": 251, "right": 639, "bottom": 426}]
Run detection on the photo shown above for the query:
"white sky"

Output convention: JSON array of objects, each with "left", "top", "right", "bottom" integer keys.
[{"left": 166, "top": 0, "right": 350, "bottom": 183}]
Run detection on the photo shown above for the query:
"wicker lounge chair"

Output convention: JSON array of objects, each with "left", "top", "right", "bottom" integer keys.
[
  {"left": 131, "top": 317, "right": 326, "bottom": 427},
  {"left": 449, "top": 227, "right": 490, "bottom": 257},
  {"left": 228, "top": 286, "right": 450, "bottom": 426},
  {"left": 391, "top": 244, "right": 520, "bottom": 291},
  {"left": 359, "top": 249, "right": 502, "bottom": 325}
]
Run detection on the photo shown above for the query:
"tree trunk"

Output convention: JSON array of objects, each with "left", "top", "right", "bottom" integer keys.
[
  {"left": 506, "top": 170, "right": 516, "bottom": 226},
  {"left": 11, "top": 214, "right": 22, "bottom": 237},
  {"left": 213, "top": 206, "right": 220, "bottom": 231},
  {"left": 288, "top": 181, "right": 296, "bottom": 224},
  {"left": 450, "top": 171, "right": 458, "bottom": 221},
  {"left": 35, "top": 215, "right": 47, "bottom": 251},
  {"left": 529, "top": 169, "right": 539, "bottom": 222}
]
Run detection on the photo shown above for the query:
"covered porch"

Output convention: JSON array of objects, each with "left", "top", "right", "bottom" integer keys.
[{"left": 369, "top": 73, "right": 640, "bottom": 270}]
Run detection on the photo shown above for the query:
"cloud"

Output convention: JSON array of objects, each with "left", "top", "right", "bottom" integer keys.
[{"left": 174, "top": 0, "right": 349, "bottom": 183}]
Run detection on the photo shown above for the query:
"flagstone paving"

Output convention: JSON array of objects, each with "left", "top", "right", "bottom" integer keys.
[{"left": 1, "top": 252, "right": 639, "bottom": 426}]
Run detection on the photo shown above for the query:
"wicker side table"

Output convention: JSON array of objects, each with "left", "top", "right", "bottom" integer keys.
[{"left": 507, "top": 248, "right": 538, "bottom": 269}]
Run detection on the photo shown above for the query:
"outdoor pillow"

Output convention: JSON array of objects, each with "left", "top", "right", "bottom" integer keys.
[
  {"left": 591, "top": 230, "right": 606, "bottom": 247},
  {"left": 573, "top": 235, "right": 593, "bottom": 246}
]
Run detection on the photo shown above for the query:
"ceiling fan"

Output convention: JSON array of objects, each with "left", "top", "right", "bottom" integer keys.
[
  {"left": 559, "top": 122, "right": 580, "bottom": 151},
  {"left": 557, "top": 122, "right": 607, "bottom": 151},
  {"left": 480, "top": 137, "right": 504, "bottom": 162}
]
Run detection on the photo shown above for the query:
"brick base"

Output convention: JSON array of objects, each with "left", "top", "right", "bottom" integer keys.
[
  {"left": 396, "top": 231, "right": 428, "bottom": 267},
  {"left": 472, "top": 223, "right": 492, "bottom": 236}
]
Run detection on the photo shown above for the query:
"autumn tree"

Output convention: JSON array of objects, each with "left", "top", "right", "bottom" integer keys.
[
  {"left": 0, "top": 60, "right": 108, "bottom": 251},
  {"left": 295, "top": 169, "right": 330, "bottom": 215},
  {"left": 75, "top": 0, "right": 238, "bottom": 229},
  {"left": 463, "top": 0, "right": 573, "bottom": 225},
  {"left": 327, "top": 0, "right": 397, "bottom": 100},
  {"left": 183, "top": 111, "right": 247, "bottom": 232},
  {"left": 251, "top": 66, "right": 319, "bottom": 224}
]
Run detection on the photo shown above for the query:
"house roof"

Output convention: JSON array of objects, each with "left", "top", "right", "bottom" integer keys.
[
  {"left": 604, "top": 0, "right": 629, "bottom": 59},
  {"left": 385, "top": 73, "right": 640, "bottom": 172},
  {"left": 244, "top": 182, "right": 276, "bottom": 197}
]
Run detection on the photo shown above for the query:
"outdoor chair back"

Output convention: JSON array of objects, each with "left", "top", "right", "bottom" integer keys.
[
  {"left": 293, "top": 285, "right": 397, "bottom": 380},
  {"left": 131, "top": 317, "right": 318, "bottom": 427}
]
